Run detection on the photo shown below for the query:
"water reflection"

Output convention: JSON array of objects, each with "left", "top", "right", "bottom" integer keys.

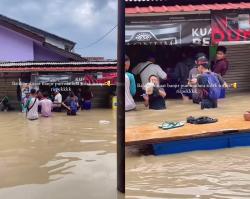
[
  {"left": 126, "top": 148, "right": 250, "bottom": 199},
  {"left": 126, "top": 93, "right": 250, "bottom": 199},
  {"left": 0, "top": 109, "right": 117, "bottom": 199}
]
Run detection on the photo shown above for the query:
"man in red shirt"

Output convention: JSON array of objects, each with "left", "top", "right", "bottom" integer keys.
[
  {"left": 212, "top": 46, "right": 229, "bottom": 98},
  {"left": 213, "top": 46, "right": 229, "bottom": 77}
]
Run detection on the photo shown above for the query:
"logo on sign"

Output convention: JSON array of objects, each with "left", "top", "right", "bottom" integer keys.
[{"left": 134, "top": 32, "right": 153, "bottom": 41}]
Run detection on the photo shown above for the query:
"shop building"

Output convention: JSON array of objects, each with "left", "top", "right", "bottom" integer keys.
[{"left": 125, "top": 0, "right": 250, "bottom": 96}]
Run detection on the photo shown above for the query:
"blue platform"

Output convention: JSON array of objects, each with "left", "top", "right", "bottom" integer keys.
[{"left": 152, "top": 131, "right": 250, "bottom": 155}]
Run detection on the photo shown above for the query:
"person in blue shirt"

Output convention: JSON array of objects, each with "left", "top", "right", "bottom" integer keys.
[{"left": 125, "top": 55, "right": 136, "bottom": 111}]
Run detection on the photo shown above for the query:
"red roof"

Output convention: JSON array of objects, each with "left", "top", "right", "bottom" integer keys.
[{"left": 126, "top": 2, "right": 250, "bottom": 14}]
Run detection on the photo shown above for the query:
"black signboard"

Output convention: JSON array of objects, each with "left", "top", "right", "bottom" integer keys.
[{"left": 125, "top": 15, "right": 211, "bottom": 46}]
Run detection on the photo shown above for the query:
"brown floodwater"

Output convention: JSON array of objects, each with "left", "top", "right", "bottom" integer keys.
[
  {"left": 0, "top": 109, "right": 123, "bottom": 199},
  {"left": 126, "top": 92, "right": 250, "bottom": 199}
]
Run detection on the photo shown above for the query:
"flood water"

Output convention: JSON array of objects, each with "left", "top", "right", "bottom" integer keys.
[
  {"left": 126, "top": 92, "right": 250, "bottom": 199},
  {"left": 0, "top": 109, "right": 121, "bottom": 199}
]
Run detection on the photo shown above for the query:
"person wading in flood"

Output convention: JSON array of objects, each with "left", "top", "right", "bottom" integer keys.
[
  {"left": 25, "top": 88, "right": 39, "bottom": 120},
  {"left": 212, "top": 46, "right": 229, "bottom": 98},
  {"left": 143, "top": 75, "right": 166, "bottom": 110},
  {"left": 82, "top": 86, "right": 93, "bottom": 110},
  {"left": 52, "top": 88, "right": 62, "bottom": 112},
  {"left": 174, "top": 51, "right": 195, "bottom": 101},
  {"left": 39, "top": 91, "right": 53, "bottom": 117},
  {"left": 196, "top": 56, "right": 227, "bottom": 109},
  {"left": 132, "top": 55, "right": 167, "bottom": 89},
  {"left": 188, "top": 53, "right": 205, "bottom": 104},
  {"left": 62, "top": 92, "right": 78, "bottom": 116},
  {"left": 212, "top": 46, "right": 229, "bottom": 77},
  {"left": 125, "top": 55, "right": 136, "bottom": 111}
]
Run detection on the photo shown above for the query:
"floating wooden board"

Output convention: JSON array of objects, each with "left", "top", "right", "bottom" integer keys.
[{"left": 126, "top": 116, "right": 250, "bottom": 146}]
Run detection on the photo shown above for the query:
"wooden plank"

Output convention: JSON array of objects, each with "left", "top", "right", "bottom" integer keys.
[{"left": 126, "top": 116, "right": 250, "bottom": 146}]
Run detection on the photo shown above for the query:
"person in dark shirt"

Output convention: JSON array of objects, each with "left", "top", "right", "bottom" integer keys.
[
  {"left": 174, "top": 51, "right": 195, "bottom": 101},
  {"left": 1, "top": 96, "right": 13, "bottom": 111},
  {"left": 65, "top": 93, "right": 78, "bottom": 116},
  {"left": 212, "top": 46, "right": 229, "bottom": 98},
  {"left": 196, "top": 56, "right": 227, "bottom": 109},
  {"left": 76, "top": 88, "right": 84, "bottom": 110},
  {"left": 212, "top": 46, "right": 229, "bottom": 77},
  {"left": 143, "top": 75, "right": 166, "bottom": 110},
  {"left": 82, "top": 86, "right": 93, "bottom": 110},
  {"left": 64, "top": 91, "right": 78, "bottom": 106}
]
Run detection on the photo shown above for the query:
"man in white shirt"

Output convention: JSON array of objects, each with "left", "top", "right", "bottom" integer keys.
[
  {"left": 53, "top": 88, "right": 62, "bottom": 112},
  {"left": 39, "top": 92, "right": 53, "bottom": 117},
  {"left": 25, "top": 89, "right": 39, "bottom": 120},
  {"left": 132, "top": 56, "right": 167, "bottom": 89}
]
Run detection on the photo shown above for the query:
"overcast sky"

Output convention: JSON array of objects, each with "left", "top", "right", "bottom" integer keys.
[{"left": 0, "top": 0, "right": 117, "bottom": 59}]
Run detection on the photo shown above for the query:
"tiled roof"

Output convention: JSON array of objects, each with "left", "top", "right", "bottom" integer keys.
[{"left": 126, "top": 2, "right": 250, "bottom": 14}]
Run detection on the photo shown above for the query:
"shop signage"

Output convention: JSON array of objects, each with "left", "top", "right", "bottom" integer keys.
[
  {"left": 126, "top": 15, "right": 211, "bottom": 45},
  {"left": 212, "top": 12, "right": 250, "bottom": 44}
]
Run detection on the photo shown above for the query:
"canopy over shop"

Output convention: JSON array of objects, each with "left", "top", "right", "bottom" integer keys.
[
  {"left": 0, "top": 61, "right": 117, "bottom": 108},
  {"left": 125, "top": 1, "right": 250, "bottom": 96}
]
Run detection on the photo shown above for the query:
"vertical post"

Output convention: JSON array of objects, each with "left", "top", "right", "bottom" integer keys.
[{"left": 117, "top": 0, "right": 125, "bottom": 194}]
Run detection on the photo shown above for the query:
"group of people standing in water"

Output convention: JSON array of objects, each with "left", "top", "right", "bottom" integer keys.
[
  {"left": 22, "top": 86, "right": 93, "bottom": 120},
  {"left": 125, "top": 46, "right": 229, "bottom": 111}
]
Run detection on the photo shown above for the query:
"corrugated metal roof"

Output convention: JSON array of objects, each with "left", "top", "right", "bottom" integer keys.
[
  {"left": 0, "top": 61, "right": 117, "bottom": 72},
  {"left": 0, "top": 61, "right": 117, "bottom": 67},
  {"left": 126, "top": 2, "right": 250, "bottom": 14},
  {"left": 0, "top": 66, "right": 117, "bottom": 72}
]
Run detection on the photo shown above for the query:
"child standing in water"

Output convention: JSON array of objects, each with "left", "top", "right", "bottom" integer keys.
[{"left": 143, "top": 75, "right": 166, "bottom": 110}]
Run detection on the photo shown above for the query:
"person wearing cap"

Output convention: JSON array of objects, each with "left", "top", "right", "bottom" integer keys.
[
  {"left": 132, "top": 55, "right": 167, "bottom": 89},
  {"left": 196, "top": 56, "right": 226, "bottom": 109},
  {"left": 125, "top": 55, "right": 136, "bottom": 111},
  {"left": 52, "top": 88, "right": 62, "bottom": 112},
  {"left": 188, "top": 53, "right": 206, "bottom": 104}
]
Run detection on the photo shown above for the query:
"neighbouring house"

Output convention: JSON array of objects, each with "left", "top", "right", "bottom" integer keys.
[
  {"left": 0, "top": 15, "right": 117, "bottom": 109},
  {"left": 0, "top": 14, "right": 84, "bottom": 62}
]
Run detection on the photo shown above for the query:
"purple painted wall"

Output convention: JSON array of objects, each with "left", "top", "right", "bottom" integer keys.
[
  {"left": 0, "top": 26, "right": 34, "bottom": 61},
  {"left": 33, "top": 43, "right": 69, "bottom": 61},
  {"left": 0, "top": 25, "right": 70, "bottom": 62}
]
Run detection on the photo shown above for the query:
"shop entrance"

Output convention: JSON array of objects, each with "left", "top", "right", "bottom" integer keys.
[{"left": 126, "top": 45, "right": 209, "bottom": 100}]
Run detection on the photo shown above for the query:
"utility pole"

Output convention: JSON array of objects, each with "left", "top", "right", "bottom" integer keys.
[{"left": 117, "top": 0, "right": 125, "bottom": 194}]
